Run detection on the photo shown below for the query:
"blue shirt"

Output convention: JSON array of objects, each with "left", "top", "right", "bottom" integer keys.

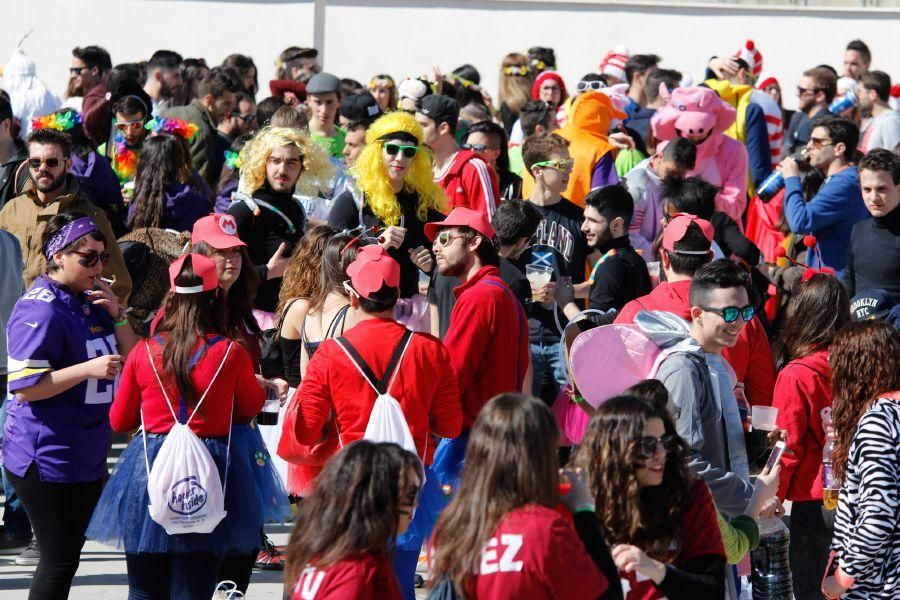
[
  {"left": 783, "top": 166, "right": 868, "bottom": 275},
  {"left": 4, "top": 275, "right": 118, "bottom": 482}
]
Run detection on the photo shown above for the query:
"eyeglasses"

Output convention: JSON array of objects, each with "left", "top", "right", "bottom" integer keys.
[
  {"left": 532, "top": 159, "right": 574, "bottom": 172},
  {"left": 637, "top": 435, "right": 679, "bottom": 458},
  {"left": 28, "top": 157, "right": 66, "bottom": 169},
  {"left": 230, "top": 112, "right": 257, "bottom": 124},
  {"left": 577, "top": 80, "right": 607, "bottom": 92},
  {"left": 115, "top": 120, "right": 145, "bottom": 132},
  {"left": 342, "top": 280, "right": 359, "bottom": 298},
  {"left": 807, "top": 137, "right": 833, "bottom": 149},
  {"left": 796, "top": 86, "right": 822, "bottom": 97},
  {"left": 699, "top": 304, "right": 756, "bottom": 323},
  {"left": 73, "top": 251, "right": 111, "bottom": 268},
  {"left": 461, "top": 143, "right": 499, "bottom": 153},
  {"left": 434, "top": 231, "right": 466, "bottom": 247},
  {"left": 384, "top": 143, "right": 419, "bottom": 159},
  {"left": 69, "top": 66, "right": 87, "bottom": 75}
]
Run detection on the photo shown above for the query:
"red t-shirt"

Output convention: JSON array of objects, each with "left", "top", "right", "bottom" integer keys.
[
  {"left": 462, "top": 505, "right": 608, "bottom": 600},
  {"left": 435, "top": 150, "right": 500, "bottom": 221},
  {"left": 291, "top": 552, "right": 402, "bottom": 600},
  {"left": 111, "top": 334, "right": 265, "bottom": 436},
  {"left": 619, "top": 479, "right": 725, "bottom": 600}
]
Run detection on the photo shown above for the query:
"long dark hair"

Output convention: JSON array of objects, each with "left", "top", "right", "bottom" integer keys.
[
  {"left": 129, "top": 134, "right": 192, "bottom": 229},
  {"left": 284, "top": 441, "right": 419, "bottom": 586},
  {"left": 276, "top": 225, "right": 337, "bottom": 316},
  {"left": 155, "top": 256, "right": 225, "bottom": 407},
  {"left": 193, "top": 241, "right": 261, "bottom": 339},
  {"left": 830, "top": 321, "right": 900, "bottom": 483},
  {"left": 772, "top": 273, "right": 850, "bottom": 370},
  {"left": 431, "top": 394, "right": 559, "bottom": 593},
  {"left": 574, "top": 395, "right": 693, "bottom": 560}
]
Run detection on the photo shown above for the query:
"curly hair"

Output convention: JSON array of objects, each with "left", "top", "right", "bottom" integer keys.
[
  {"left": 276, "top": 225, "right": 337, "bottom": 316},
  {"left": 830, "top": 321, "right": 900, "bottom": 483},
  {"left": 238, "top": 126, "right": 334, "bottom": 198},
  {"left": 349, "top": 112, "right": 447, "bottom": 226},
  {"left": 573, "top": 395, "right": 693, "bottom": 560}
]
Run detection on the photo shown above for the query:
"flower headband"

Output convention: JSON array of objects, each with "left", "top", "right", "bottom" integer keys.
[
  {"left": 32, "top": 111, "right": 82, "bottom": 132},
  {"left": 224, "top": 150, "right": 242, "bottom": 170},
  {"left": 369, "top": 77, "right": 393, "bottom": 89},
  {"left": 504, "top": 65, "right": 530, "bottom": 77},
  {"left": 145, "top": 117, "right": 199, "bottom": 141}
]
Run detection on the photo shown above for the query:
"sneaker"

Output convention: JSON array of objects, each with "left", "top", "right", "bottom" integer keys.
[
  {"left": 15, "top": 538, "right": 39, "bottom": 566},
  {"left": 254, "top": 536, "right": 284, "bottom": 571},
  {"left": 0, "top": 529, "right": 31, "bottom": 555}
]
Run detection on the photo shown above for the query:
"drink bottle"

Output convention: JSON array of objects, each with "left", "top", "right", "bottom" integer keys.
[
  {"left": 751, "top": 517, "right": 794, "bottom": 599},
  {"left": 829, "top": 90, "right": 857, "bottom": 114},
  {"left": 822, "top": 429, "right": 839, "bottom": 510},
  {"left": 757, "top": 148, "right": 809, "bottom": 201}
]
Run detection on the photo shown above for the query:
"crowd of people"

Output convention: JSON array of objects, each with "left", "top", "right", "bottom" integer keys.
[{"left": 0, "top": 35, "right": 898, "bottom": 600}]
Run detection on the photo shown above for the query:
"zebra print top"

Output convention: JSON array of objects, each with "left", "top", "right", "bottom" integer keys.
[{"left": 830, "top": 396, "right": 900, "bottom": 598}]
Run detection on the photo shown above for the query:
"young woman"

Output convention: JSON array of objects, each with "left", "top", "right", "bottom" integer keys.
[
  {"left": 86, "top": 253, "right": 265, "bottom": 600},
  {"left": 430, "top": 393, "right": 615, "bottom": 599},
  {"left": 498, "top": 53, "right": 534, "bottom": 135},
  {"left": 770, "top": 273, "right": 849, "bottom": 599},
  {"left": 368, "top": 73, "right": 397, "bottom": 112},
  {"left": 823, "top": 321, "right": 900, "bottom": 600},
  {"left": 574, "top": 396, "right": 726, "bottom": 599},
  {"left": 176, "top": 58, "right": 209, "bottom": 107},
  {"left": 4, "top": 212, "right": 137, "bottom": 599},
  {"left": 285, "top": 441, "right": 420, "bottom": 600},
  {"left": 327, "top": 111, "right": 447, "bottom": 330},
  {"left": 462, "top": 120, "right": 522, "bottom": 201},
  {"left": 128, "top": 133, "right": 211, "bottom": 232}
]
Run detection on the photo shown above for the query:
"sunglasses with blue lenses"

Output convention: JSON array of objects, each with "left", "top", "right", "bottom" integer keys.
[{"left": 699, "top": 305, "right": 756, "bottom": 323}]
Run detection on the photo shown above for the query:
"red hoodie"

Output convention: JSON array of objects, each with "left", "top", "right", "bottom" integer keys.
[
  {"left": 435, "top": 150, "right": 500, "bottom": 221},
  {"left": 615, "top": 280, "right": 775, "bottom": 408},
  {"left": 772, "top": 349, "right": 832, "bottom": 502}
]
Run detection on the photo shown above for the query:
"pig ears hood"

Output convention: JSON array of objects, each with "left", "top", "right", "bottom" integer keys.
[
  {"left": 650, "top": 85, "right": 737, "bottom": 143},
  {"left": 566, "top": 91, "right": 627, "bottom": 136}
]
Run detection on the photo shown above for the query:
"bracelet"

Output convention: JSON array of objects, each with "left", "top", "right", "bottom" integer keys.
[{"left": 113, "top": 318, "right": 129, "bottom": 327}]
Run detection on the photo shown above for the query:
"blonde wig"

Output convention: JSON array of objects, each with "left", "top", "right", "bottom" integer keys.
[
  {"left": 349, "top": 112, "right": 448, "bottom": 226},
  {"left": 239, "top": 126, "right": 334, "bottom": 197}
]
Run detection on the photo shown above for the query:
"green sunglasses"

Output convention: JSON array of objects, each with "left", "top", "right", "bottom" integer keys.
[
  {"left": 699, "top": 305, "right": 756, "bottom": 324},
  {"left": 384, "top": 142, "right": 419, "bottom": 159},
  {"left": 532, "top": 158, "right": 574, "bottom": 172}
]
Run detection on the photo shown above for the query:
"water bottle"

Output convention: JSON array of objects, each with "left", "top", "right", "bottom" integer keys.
[
  {"left": 829, "top": 89, "right": 858, "bottom": 114},
  {"left": 822, "top": 423, "right": 839, "bottom": 510},
  {"left": 756, "top": 148, "right": 809, "bottom": 201},
  {"left": 751, "top": 517, "right": 793, "bottom": 599}
]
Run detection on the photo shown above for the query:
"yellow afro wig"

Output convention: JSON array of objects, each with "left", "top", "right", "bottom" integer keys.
[
  {"left": 239, "top": 126, "right": 335, "bottom": 197},
  {"left": 349, "top": 111, "right": 448, "bottom": 226}
]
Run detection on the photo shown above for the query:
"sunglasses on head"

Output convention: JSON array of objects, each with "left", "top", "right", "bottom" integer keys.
[
  {"left": 532, "top": 158, "right": 574, "bottom": 172},
  {"left": 577, "top": 80, "right": 607, "bottom": 92},
  {"left": 461, "top": 143, "right": 499, "bottom": 153},
  {"left": 637, "top": 434, "right": 679, "bottom": 458},
  {"left": 384, "top": 142, "right": 418, "bottom": 159},
  {"left": 73, "top": 250, "right": 110, "bottom": 268},
  {"left": 699, "top": 305, "right": 756, "bottom": 323},
  {"left": 28, "top": 157, "right": 66, "bottom": 169}
]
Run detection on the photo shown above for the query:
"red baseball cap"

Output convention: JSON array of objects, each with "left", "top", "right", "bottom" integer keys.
[
  {"left": 424, "top": 207, "right": 495, "bottom": 242},
  {"left": 346, "top": 245, "right": 401, "bottom": 299},
  {"left": 191, "top": 214, "right": 246, "bottom": 250},
  {"left": 268, "top": 79, "right": 307, "bottom": 102},
  {"left": 169, "top": 253, "right": 219, "bottom": 294},
  {"left": 661, "top": 213, "right": 714, "bottom": 253}
]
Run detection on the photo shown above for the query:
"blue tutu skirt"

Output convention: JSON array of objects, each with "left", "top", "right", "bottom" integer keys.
[
  {"left": 430, "top": 432, "right": 470, "bottom": 496},
  {"left": 231, "top": 421, "right": 292, "bottom": 524},
  {"left": 395, "top": 466, "right": 445, "bottom": 552},
  {"left": 87, "top": 432, "right": 261, "bottom": 555}
]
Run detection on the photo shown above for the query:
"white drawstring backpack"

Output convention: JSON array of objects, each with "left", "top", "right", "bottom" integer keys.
[{"left": 142, "top": 339, "right": 234, "bottom": 535}]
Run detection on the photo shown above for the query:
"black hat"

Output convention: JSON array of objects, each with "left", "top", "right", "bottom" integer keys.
[
  {"left": 340, "top": 93, "right": 382, "bottom": 124},
  {"left": 417, "top": 95, "right": 459, "bottom": 126},
  {"left": 850, "top": 289, "right": 896, "bottom": 322},
  {"left": 306, "top": 73, "right": 341, "bottom": 95}
]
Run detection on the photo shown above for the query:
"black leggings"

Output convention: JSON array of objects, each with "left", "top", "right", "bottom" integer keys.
[
  {"left": 6, "top": 465, "right": 103, "bottom": 600},
  {"left": 125, "top": 552, "right": 223, "bottom": 600}
]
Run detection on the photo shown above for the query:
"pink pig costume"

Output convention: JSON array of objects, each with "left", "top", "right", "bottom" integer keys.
[{"left": 651, "top": 85, "right": 750, "bottom": 223}]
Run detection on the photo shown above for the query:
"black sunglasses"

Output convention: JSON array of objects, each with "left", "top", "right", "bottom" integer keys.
[
  {"left": 461, "top": 143, "right": 498, "bottom": 153},
  {"left": 637, "top": 434, "right": 679, "bottom": 457},
  {"left": 699, "top": 305, "right": 756, "bottom": 323},
  {"left": 73, "top": 251, "right": 111, "bottom": 268},
  {"left": 28, "top": 157, "right": 67, "bottom": 169},
  {"left": 231, "top": 112, "right": 256, "bottom": 124}
]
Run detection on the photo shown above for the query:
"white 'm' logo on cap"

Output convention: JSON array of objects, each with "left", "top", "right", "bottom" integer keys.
[{"left": 219, "top": 215, "right": 238, "bottom": 236}]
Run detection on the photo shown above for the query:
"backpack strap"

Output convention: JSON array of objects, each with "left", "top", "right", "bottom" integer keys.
[{"left": 335, "top": 329, "right": 414, "bottom": 396}]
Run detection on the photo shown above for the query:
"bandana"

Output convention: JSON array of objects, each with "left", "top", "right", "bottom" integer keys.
[{"left": 44, "top": 217, "right": 99, "bottom": 259}]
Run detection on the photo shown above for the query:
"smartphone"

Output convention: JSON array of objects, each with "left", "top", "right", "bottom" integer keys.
[{"left": 764, "top": 440, "right": 786, "bottom": 472}]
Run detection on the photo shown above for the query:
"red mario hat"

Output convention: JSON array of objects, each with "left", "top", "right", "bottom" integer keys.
[
  {"left": 191, "top": 213, "right": 246, "bottom": 250},
  {"left": 424, "top": 207, "right": 495, "bottom": 242},
  {"left": 169, "top": 253, "right": 219, "bottom": 294},
  {"left": 346, "top": 245, "right": 401, "bottom": 299},
  {"left": 661, "top": 213, "right": 714, "bottom": 253}
]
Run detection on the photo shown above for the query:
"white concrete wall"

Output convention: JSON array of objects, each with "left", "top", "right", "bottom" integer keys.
[{"left": 4, "top": 0, "right": 898, "bottom": 111}]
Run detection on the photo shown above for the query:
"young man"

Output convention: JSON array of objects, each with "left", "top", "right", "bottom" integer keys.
[
  {"left": 0, "top": 96, "right": 28, "bottom": 209},
  {"left": 616, "top": 214, "right": 775, "bottom": 410},
  {"left": 780, "top": 116, "right": 868, "bottom": 274},
  {"left": 0, "top": 128, "right": 131, "bottom": 302},
  {"left": 305, "top": 73, "right": 345, "bottom": 158},
  {"left": 143, "top": 50, "right": 183, "bottom": 115},
  {"left": 624, "top": 54, "right": 662, "bottom": 116},
  {"left": 216, "top": 92, "right": 257, "bottom": 161},
  {"left": 508, "top": 99, "right": 559, "bottom": 177},
  {"left": 639, "top": 259, "right": 756, "bottom": 517},
  {"left": 275, "top": 47, "right": 320, "bottom": 84},
  {"left": 628, "top": 67, "right": 682, "bottom": 148},
  {"left": 842, "top": 39, "right": 871, "bottom": 81},
  {"left": 624, "top": 136, "right": 696, "bottom": 259},
  {"left": 70, "top": 46, "right": 112, "bottom": 147},
  {"left": 291, "top": 245, "right": 461, "bottom": 600},
  {"left": 857, "top": 71, "right": 900, "bottom": 153},
  {"left": 163, "top": 66, "right": 241, "bottom": 188},
  {"left": 416, "top": 95, "right": 499, "bottom": 220},
  {"left": 844, "top": 148, "right": 900, "bottom": 298},
  {"left": 782, "top": 67, "right": 836, "bottom": 157}
]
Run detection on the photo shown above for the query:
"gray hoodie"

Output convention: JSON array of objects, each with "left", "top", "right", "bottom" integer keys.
[
  {"left": 637, "top": 310, "right": 753, "bottom": 517},
  {"left": 1, "top": 230, "right": 25, "bottom": 377}
]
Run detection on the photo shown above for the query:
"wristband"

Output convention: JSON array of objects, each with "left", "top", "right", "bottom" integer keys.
[
  {"left": 573, "top": 503, "right": 595, "bottom": 514},
  {"left": 114, "top": 319, "right": 129, "bottom": 327},
  {"left": 570, "top": 394, "right": 585, "bottom": 404}
]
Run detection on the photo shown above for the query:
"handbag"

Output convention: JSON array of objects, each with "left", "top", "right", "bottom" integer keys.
[{"left": 259, "top": 299, "right": 299, "bottom": 378}]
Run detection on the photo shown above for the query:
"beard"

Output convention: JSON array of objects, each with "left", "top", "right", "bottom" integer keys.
[
  {"left": 437, "top": 256, "right": 466, "bottom": 278},
  {"left": 34, "top": 170, "right": 67, "bottom": 194}
]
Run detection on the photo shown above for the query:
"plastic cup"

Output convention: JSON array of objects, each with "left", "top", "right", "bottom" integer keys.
[
  {"left": 647, "top": 261, "right": 661, "bottom": 288},
  {"left": 751, "top": 405, "right": 778, "bottom": 431}
]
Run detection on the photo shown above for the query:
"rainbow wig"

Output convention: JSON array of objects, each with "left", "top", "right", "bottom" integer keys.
[
  {"left": 32, "top": 110, "right": 82, "bottom": 132},
  {"left": 239, "top": 126, "right": 334, "bottom": 197},
  {"left": 349, "top": 111, "right": 448, "bottom": 226},
  {"left": 145, "top": 117, "right": 198, "bottom": 141}
]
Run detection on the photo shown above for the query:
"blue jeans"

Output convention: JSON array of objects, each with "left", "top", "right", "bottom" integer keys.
[
  {"left": 530, "top": 340, "right": 567, "bottom": 399},
  {"left": 0, "top": 377, "right": 31, "bottom": 538}
]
